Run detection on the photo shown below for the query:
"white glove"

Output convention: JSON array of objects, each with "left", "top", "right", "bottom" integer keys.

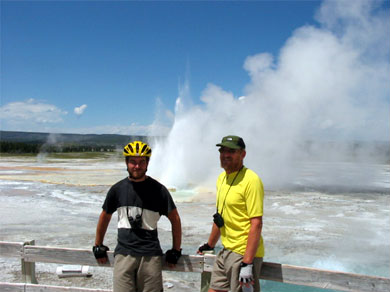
[{"left": 239, "top": 262, "right": 253, "bottom": 284}]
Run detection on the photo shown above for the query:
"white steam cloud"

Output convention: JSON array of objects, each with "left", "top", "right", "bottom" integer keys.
[
  {"left": 148, "top": 0, "right": 390, "bottom": 190},
  {"left": 74, "top": 104, "right": 87, "bottom": 116}
]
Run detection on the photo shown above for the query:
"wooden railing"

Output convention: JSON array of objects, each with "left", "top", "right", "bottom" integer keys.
[{"left": 1, "top": 240, "right": 389, "bottom": 292}]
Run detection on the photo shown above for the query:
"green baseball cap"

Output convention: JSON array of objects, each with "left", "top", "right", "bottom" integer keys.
[{"left": 216, "top": 135, "right": 246, "bottom": 149}]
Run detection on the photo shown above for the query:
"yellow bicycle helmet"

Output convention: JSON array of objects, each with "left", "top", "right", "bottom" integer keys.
[{"left": 123, "top": 141, "right": 152, "bottom": 157}]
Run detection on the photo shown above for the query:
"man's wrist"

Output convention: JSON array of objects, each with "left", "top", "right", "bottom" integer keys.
[
  {"left": 93, "top": 244, "right": 109, "bottom": 259},
  {"left": 206, "top": 242, "right": 214, "bottom": 248}
]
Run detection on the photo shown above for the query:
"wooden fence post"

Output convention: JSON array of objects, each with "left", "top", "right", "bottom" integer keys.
[
  {"left": 200, "top": 254, "right": 215, "bottom": 292},
  {"left": 200, "top": 271, "right": 211, "bottom": 292},
  {"left": 21, "top": 240, "right": 38, "bottom": 284}
]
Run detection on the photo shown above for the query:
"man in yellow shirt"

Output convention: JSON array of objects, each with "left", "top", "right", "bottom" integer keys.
[{"left": 197, "top": 135, "right": 264, "bottom": 292}]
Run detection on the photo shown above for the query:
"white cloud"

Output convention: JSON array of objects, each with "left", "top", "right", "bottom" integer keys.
[
  {"left": 74, "top": 104, "right": 87, "bottom": 116},
  {"left": 0, "top": 99, "right": 67, "bottom": 127},
  {"left": 148, "top": 0, "right": 390, "bottom": 189}
]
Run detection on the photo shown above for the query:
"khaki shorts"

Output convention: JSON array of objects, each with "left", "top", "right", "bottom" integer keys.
[
  {"left": 209, "top": 249, "right": 263, "bottom": 292},
  {"left": 113, "top": 254, "right": 163, "bottom": 292}
]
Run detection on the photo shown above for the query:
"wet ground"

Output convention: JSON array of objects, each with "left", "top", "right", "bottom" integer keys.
[{"left": 1, "top": 156, "right": 389, "bottom": 291}]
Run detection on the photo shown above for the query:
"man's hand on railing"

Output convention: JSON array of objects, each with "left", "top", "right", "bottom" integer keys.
[
  {"left": 197, "top": 242, "right": 214, "bottom": 255},
  {"left": 93, "top": 244, "right": 109, "bottom": 264},
  {"left": 165, "top": 248, "right": 182, "bottom": 268}
]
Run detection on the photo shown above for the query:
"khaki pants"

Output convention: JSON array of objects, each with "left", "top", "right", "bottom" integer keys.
[
  {"left": 113, "top": 254, "right": 163, "bottom": 292},
  {"left": 209, "top": 249, "right": 263, "bottom": 292}
]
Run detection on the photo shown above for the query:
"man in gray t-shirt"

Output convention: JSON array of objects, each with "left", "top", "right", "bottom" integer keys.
[{"left": 93, "top": 141, "right": 182, "bottom": 292}]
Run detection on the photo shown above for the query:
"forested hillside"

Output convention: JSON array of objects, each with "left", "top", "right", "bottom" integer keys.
[{"left": 0, "top": 131, "right": 154, "bottom": 153}]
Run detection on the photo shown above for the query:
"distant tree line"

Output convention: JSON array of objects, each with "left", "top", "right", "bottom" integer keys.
[
  {"left": 0, "top": 141, "right": 41, "bottom": 153},
  {"left": 0, "top": 141, "right": 117, "bottom": 153}
]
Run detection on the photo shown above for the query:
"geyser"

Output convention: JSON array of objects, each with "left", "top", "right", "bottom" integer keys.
[{"left": 148, "top": 0, "right": 390, "bottom": 191}]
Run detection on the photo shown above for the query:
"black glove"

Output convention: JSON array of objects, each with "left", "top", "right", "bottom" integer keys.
[
  {"left": 197, "top": 242, "right": 214, "bottom": 254},
  {"left": 93, "top": 244, "right": 109, "bottom": 259},
  {"left": 165, "top": 248, "right": 182, "bottom": 264}
]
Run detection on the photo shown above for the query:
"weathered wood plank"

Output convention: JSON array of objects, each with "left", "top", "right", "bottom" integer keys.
[
  {"left": 162, "top": 254, "right": 204, "bottom": 273},
  {"left": 0, "top": 282, "right": 25, "bottom": 292},
  {"left": 25, "top": 283, "right": 112, "bottom": 292},
  {"left": 24, "top": 245, "right": 204, "bottom": 273},
  {"left": 0, "top": 282, "right": 113, "bottom": 292},
  {"left": 0, "top": 241, "right": 25, "bottom": 258},
  {"left": 260, "top": 262, "right": 390, "bottom": 292},
  {"left": 0, "top": 282, "right": 112, "bottom": 292},
  {"left": 24, "top": 246, "right": 112, "bottom": 267}
]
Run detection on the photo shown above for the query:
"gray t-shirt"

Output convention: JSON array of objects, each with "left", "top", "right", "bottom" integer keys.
[{"left": 103, "top": 176, "right": 176, "bottom": 256}]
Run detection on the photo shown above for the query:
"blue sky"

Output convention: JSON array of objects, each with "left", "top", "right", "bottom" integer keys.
[
  {"left": 1, "top": 0, "right": 320, "bottom": 134},
  {"left": 1, "top": 0, "right": 389, "bottom": 141}
]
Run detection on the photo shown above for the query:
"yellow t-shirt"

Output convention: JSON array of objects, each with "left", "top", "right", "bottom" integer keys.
[{"left": 216, "top": 167, "right": 264, "bottom": 257}]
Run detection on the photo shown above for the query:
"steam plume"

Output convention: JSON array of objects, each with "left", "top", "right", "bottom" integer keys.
[{"left": 149, "top": 0, "right": 389, "bottom": 190}]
